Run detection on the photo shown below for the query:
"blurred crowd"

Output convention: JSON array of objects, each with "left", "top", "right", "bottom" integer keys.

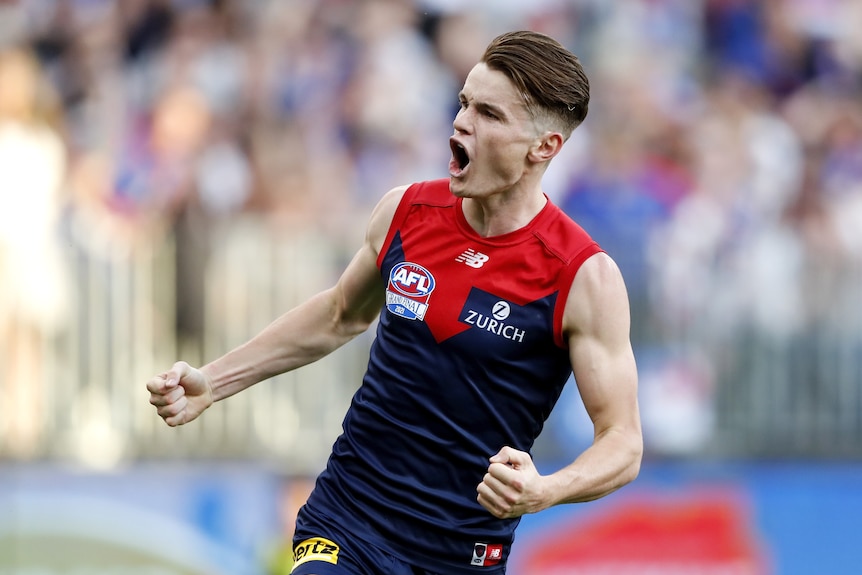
[{"left": 1, "top": 0, "right": 862, "bottom": 457}]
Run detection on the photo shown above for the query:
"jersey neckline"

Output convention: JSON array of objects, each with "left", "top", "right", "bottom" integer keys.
[{"left": 453, "top": 194, "right": 556, "bottom": 247}]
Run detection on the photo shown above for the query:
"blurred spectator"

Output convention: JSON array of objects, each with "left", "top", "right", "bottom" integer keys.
[
  {"left": 0, "top": 46, "right": 69, "bottom": 456},
  {"left": 340, "top": 0, "right": 456, "bottom": 202},
  {"left": 244, "top": 0, "right": 358, "bottom": 230},
  {"left": 560, "top": 81, "right": 693, "bottom": 337},
  {"left": 140, "top": 84, "right": 214, "bottom": 348},
  {"left": 650, "top": 72, "right": 804, "bottom": 341},
  {"left": 643, "top": 71, "right": 808, "bottom": 452}
]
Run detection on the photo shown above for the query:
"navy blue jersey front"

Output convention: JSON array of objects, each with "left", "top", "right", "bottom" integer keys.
[{"left": 295, "top": 179, "right": 602, "bottom": 573}]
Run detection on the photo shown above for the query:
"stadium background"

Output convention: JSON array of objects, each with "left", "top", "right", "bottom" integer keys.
[{"left": 1, "top": 0, "right": 861, "bottom": 573}]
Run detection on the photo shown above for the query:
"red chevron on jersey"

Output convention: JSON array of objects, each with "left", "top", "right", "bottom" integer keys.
[{"left": 377, "top": 179, "right": 602, "bottom": 345}]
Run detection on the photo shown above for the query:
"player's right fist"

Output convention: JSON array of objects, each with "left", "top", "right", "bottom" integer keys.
[{"left": 146, "top": 361, "right": 214, "bottom": 427}]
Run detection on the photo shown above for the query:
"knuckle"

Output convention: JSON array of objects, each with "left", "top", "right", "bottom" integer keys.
[{"left": 158, "top": 404, "right": 179, "bottom": 418}]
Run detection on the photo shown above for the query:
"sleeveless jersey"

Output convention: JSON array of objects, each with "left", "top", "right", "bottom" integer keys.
[{"left": 297, "top": 179, "right": 602, "bottom": 574}]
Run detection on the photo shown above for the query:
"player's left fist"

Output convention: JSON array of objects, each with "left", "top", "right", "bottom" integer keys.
[{"left": 476, "top": 445, "right": 548, "bottom": 519}]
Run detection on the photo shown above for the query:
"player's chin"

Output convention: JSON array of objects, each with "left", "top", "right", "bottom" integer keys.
[
  {"left": 448, "top": 179, "right": 465, "bottom": 197},
  {"left": 448, "top": 172, "right": 473, "bottom": 198}
]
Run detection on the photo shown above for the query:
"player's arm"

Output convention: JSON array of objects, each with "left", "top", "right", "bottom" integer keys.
[
  {"left": 477, "top": 252, "right": 642, "bottom": 517},
  {"left": 546, "top": 251, "right": 643, "bottom": 503},
  {"left": 146, "top": 185, "right": 408, "bottom": 426},
  {"left": 202, "top": 185, "right": 405, "bottom": 399}
]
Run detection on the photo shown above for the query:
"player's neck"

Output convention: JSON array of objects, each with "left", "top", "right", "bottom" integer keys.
[{"left": 462, "top": 190, "right": 547, "bottom": 238}]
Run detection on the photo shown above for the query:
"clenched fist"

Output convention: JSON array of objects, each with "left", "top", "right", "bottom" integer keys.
[
  {"left": 477, "top": 446, "right": 550, "bottom": 519},
  {"left": 146, "top": 361, "right": 214, "bottom": 427}
]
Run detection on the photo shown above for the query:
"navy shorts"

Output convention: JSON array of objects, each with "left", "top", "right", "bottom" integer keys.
[{"left": 290, "top": 519, "right": 441, "bottom": 575}]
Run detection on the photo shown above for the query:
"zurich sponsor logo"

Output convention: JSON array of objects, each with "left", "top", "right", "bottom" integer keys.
[
  {"left": 462, "top": 299, "right": 526, "bottom": 343},
  {"left": 386, "top": 262, "right": 436, "bottom": 321}
]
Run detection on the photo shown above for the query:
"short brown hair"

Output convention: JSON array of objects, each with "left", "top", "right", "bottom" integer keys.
[{"left": 481, "top": 30, "right": 589, "bottom": 138}]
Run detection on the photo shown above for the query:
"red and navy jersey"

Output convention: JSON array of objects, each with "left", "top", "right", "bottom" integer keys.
[{"left": 299, "top": 179, "right": 602, "bottom": 573}]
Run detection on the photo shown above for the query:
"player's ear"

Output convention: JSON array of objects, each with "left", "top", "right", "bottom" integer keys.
[{"left": 527, "top": 131, "right": 564, "bottom": 163}]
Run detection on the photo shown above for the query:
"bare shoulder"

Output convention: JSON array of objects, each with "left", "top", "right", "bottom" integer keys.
[
  {"left": 563, "top": 252, "right": 631, "bottom": 340},
  {"left": 366, "top": 185, "right": 410, "bottom": 253}
]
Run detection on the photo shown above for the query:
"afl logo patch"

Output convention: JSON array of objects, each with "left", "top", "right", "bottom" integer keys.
[{"left": 386, "top": 262, "right": 436, "bottom": 321}]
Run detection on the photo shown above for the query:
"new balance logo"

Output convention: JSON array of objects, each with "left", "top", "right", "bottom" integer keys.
[{"left": 456, "top": 248, "right": 489, "bottom": 269}]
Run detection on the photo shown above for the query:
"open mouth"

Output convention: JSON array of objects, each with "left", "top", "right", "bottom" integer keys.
[{"left": 450, "top": 138, "right": 470, "bottom": 173}]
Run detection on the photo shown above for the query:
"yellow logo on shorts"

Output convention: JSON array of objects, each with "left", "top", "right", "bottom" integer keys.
[{"left": 292, "top": 537, "right": 340, "bottom": 570}]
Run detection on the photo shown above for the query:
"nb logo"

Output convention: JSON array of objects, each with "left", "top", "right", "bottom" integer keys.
[{"left": 456, "top": 248, "right": 489, "bottom": 269}]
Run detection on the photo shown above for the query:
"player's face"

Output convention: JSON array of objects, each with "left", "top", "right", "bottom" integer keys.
[{"left": 449, "top": 63, "right": 541, "bottom": 199}]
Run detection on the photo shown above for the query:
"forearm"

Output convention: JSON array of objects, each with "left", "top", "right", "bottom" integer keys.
[
  {"left": 544, "top": 426, "right": 642, "bottom": 506},
  {"left": 201, "top": 289, "right": 367, "bottom": 402}
]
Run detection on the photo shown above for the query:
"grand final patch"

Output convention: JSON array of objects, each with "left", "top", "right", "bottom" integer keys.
[
  {"left": 292, "top": 537, "right": 340, "bottom": 570},
  {"left": 386, "top": 262, "right": 436, "bottom": 321}
]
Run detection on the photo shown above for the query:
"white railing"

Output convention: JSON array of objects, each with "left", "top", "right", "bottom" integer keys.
[
  {"left": 0, "top": 215, "right": 370, "bottom": 474},
  {"left": 2, "top": 214, "right": 862, "bottom": 467}
]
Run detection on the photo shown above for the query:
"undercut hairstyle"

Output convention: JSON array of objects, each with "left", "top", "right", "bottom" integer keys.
[{"left": 481, "top": 30, "right": 590, "bottom": 138}]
